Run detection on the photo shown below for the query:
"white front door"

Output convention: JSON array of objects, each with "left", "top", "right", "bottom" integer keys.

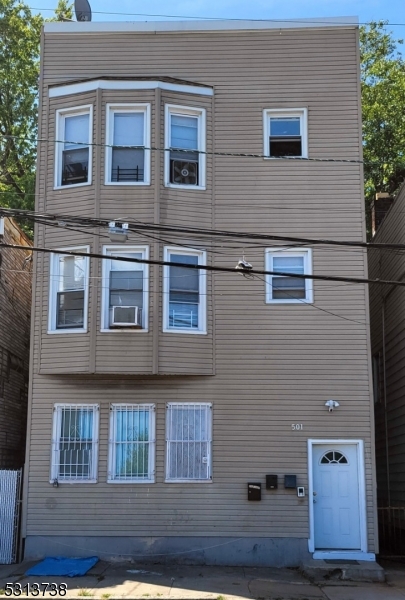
[{"left": 313, "top": 444, "right": 361, "bottom": 550}]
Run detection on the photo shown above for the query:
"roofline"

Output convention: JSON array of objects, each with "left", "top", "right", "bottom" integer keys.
[{"left": 44, "top": 16, "right": 359, "bottom": 34}]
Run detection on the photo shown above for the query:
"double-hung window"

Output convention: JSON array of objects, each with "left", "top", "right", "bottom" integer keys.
[
  {"left": 165, "top": 104, "right": 206, "bottom": 188},
  {"left": 101, "top": 246, "right": 149, "bottom": 331},
  {"left": 265, "top": 248, "right": 313, "bottom": 303},
  {"left": 48, "top": 248, "right": 90, "bottom": 333},
  {"left": 263, "top": 108, "right": 308, "bottom": 158},
  {"left": 106, "top": 104, "right": 150, "bottom": 185},
  {"left": 108, "top": 404, "right": 155, "bottom": 483},
  {"left": 163, "top": 247, "right": 207, "bottom": 334},
  {"left": 51, "top": 404, "right": 99, "bottom": 483},
  {"left": 166, "top": 403, "right": 212, "bottom": 482},
  {"left": 55, "top": 105, "right": 92, "bottom": 187}
]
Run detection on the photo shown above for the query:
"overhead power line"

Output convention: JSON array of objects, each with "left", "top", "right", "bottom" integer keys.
[
  {"left": 0, "top": 242, "right": 402, "bottom": 289},
  {"left": 0, "top": 208, "right": 402, "bottom": 252},
  {"left": 29, "top": 8, "right": 405, "bottom": 27}
]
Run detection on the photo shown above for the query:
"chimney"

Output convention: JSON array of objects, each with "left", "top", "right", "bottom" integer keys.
[{"left": 371, "top": 193, "right": 394, "bottom": 236}]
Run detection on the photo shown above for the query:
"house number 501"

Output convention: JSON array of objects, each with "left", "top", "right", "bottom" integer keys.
[{"left": 291, "top": 424, "right": 303, "bottom": 430}]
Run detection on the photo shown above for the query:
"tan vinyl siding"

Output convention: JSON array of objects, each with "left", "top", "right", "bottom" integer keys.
[{"left": 25, "top": 23, "right": 376, "bottom": 553}]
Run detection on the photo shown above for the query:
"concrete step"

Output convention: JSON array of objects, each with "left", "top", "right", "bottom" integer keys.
[{"left": 300, "top": 559, "right": 385, "bottom": 583}]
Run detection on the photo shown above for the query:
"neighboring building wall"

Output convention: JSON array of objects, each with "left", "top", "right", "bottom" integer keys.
[
  {"left": 369, "top": 182, "right": 405, "bottom": 507},
  {"left": 23, "top": 20, "right": 377, "bottom": 566},
  {"left": 0, "top": 218, "right": 32, "bottom": 468}
]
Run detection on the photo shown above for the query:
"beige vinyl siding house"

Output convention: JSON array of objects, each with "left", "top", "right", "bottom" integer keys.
[{"left": 22, "top": 17, "right": 377, "bottom": 566}]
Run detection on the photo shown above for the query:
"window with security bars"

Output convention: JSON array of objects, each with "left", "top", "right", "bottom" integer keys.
[
  {"left": 48, "top": 248, "right": 89, "bottom": 333},
  {"left": 108, "top": 404, "right": 155, "bottom": 483},
  {"left": 51, "top": 404, "right": 99, "bottom": 482},
  {"left": 165, "top": 105, "right": 206, "bottom": 188},
  {"left": 55, "top": 106, "right": 92, "bottom": 187},
  {"left": 106, "top": 105, "right": 150, "bottom": 184},
  {"left": 101, "top": 246, "right": 149, "bottom": 330},
  {"left": 166, "top": 403, "right": 212, "bottom": 482},
  {"left": 163, "top": 248, "right": 207, "bottom": 333},
  {"left": 265, "top": 248, "right": 313, "bottom": 304}
]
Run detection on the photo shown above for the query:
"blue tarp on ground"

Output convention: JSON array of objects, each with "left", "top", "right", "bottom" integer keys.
[{"left": 25, "top": 556, "right": 99, "bottom": 577}]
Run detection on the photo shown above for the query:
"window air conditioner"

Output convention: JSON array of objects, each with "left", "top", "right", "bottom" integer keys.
[
  {"left": 171, "top": 160, "right": 198, "bottom": 185},
  {"left": 111, "top": 306, "right": 142, "bottom": 327}
]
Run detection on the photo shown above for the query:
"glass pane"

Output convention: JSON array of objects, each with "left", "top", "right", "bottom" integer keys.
[
  {"left": 110, "top": 253, "right": 142, "bottom": 271},
  {"left": 59, "top": 407, "right": 93, "bottom": 479},
  {"left": 272, "top": 276, "right": 305, "bottom": 299},
  {"left": 111, "top": 148, "right": 144, "bottom": 182},
  {"left": 113, "top": 112, "right": 144, "bottom": 146},
  {"left": 270, "top": 116, "right": 300, "bottom": 137},
  {"left": 273, "top": 256, "right": 304, "bottom": 275},
  {"left": 171, "top": 115, "right": 198, "bottom": 150},
  {"left": 114, "top": 408, "right": 150, "bottom": 479},
  {"left": 59, "top": 255, "right": 85, "bottom": 291},
  {"left": 110, "top": 290, "right": 143, "bottom": 308},
  {"left": 62, "top": 147, "right": 89, "bottom": 185},
  {"left": 269, "top": 139, "right": 302, "bottom": 158},
  {"left": 110, "top": 270, "right": 143, "bottom": 291},
  {"left": 64, "top": 114, "right": 89, "bottom": 149},
  {"left": 169, "top": 255, "right": 199, "bottom": 291},
  {"left": 57, "top": 290, "right": 84, "bottom": 328}
]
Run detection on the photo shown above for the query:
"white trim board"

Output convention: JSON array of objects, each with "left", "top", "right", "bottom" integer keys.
[
  {"left": 307, "top": 439, "right": 369, "bottom": 557},
  {"left": 49, "top": 80, "right": 214, "bottom": 99},
  {"left": 44, "top": 17, "right": 358, "bottom": 34}
]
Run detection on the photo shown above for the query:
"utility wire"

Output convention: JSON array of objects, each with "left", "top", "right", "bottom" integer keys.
[
  {"left": 0, "top": 242, "right": 402, "bottom": 288},
  {"left": 29, "top": 8, "right": 405, "bottom": 27},
  {"left": 0, "top": 133, "right": 378, "bottom": 165},
  {"left": 0, "top": 207, "right": 402, "bottom": 252}
]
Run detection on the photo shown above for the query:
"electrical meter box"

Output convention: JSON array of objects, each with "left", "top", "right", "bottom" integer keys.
[
  {"left": 266, "top": 474, "right": 278, "bottom": 490},
  {"left": 248, "top": 482, "right": 262, "bottom": 501}
]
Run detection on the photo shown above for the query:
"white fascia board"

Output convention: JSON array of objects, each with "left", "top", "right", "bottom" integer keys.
[
  {"left": 44, "top": 16, "right": 358, "bottom": 34},
  {"left": 49, "top": 80, "right": 213, "bottom": 98}
]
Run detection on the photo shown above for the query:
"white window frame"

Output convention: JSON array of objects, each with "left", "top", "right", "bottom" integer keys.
[
  {"left": 50, "top": 403, "right": 99, "bottom": 484},
  {"left": 164, "top": 104, "right": 206, "bottom": 190},
  {"left": 163, "top": 246, "right": 207, "bottom": 334},
  {"left": 54, "top": 104, "right": 93, "bottom": 189},
  {"left": 108, "top": 403, "right": 155, "bottom": 483},
  {"left": 165, "top": 402, "right": 212, "bottom": 483},
  {"left": 47, "top": 246, "right": 90, "bottom": 334},
  {"left": 265, "top": 247, "right": 313, "bottom": 304},
  {"left": 101, "top": 245, "right": 149, "bottom": 332},
  {"left": 105, "top": 103, "right": 151, "bottom": 186},
  {"left": 263, "top": 108, "right": 308, "bottom": 159}
]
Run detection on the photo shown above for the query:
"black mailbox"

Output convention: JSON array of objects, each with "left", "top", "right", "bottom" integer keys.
[
  {"left": 266, "top": 474, "right": 278, "bottom": 490},
  {"left": 284, "top": 475, "right": 297, "bottom": 489},
  {"left": 248, "top": 482, "right": 262, "bottom": 501}
]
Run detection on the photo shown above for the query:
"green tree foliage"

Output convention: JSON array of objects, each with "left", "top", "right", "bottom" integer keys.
[
  {"left": 52, "top": 0, "right": 74, "bottom": 21},
  {"left": 0, "top": 0, "right": 42, "bottom": 229},
  {"left": 360, "top": 22, "right": 405, "bottom": 211}
]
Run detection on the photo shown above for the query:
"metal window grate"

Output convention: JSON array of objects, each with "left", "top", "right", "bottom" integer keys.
[
  {"left": 51, "top": 405, "right": 99, "bottom": 482},
  {"left": 166, "top": 403, "right": 212, "bottom": 481},
  {"left": 109, "top": 404, "right": 155, "bottom": 482}
]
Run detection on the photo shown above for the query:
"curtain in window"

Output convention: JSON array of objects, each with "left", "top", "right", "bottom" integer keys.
[
  {"left": 113, "top": 407, "right": 150, "bottom": 479},
  {"left": 166, "top": 404, "right": 211, "bottom": 480},
  {"left": 59, "top": 407, "right": 93, "bottom": 479}
]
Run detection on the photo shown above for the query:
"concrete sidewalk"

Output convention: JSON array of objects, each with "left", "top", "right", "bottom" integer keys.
[{"left": 1, "top": 559, "right": 405, "bottom": 599}]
